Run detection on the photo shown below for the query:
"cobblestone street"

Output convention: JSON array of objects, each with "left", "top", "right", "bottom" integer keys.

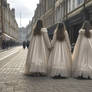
[{"left": 0, "top": 48, "right": 92, "bottom": 92}]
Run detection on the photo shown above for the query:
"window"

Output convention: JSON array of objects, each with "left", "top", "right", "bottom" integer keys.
[
  {"left": 67, "top": 0, "right": 71, "bottom": 13},
  {"left": 77, "top": 0, "right": 84, "bottom": 5}
]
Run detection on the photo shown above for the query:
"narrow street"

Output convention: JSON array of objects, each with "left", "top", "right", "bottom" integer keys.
[{"left": 0, "top": 48, "right": 92, "bottom": 92}]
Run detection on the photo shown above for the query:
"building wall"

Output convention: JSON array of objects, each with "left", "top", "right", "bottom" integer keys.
[
  {"left": 18, "top": 27, "right": 29, "bottom": 43},
  {"left": 0, "top": 0, "right": 19, "bottom": 49},
  {"left": 0, "top": 0, "right": 2, "bottom": 33},
  {"left": 28, "top": 0, "right": 92, "bottom": 44},
  {"left": 55, "top": 0, "right": 84, "bottom": 23},
  {"left": 3, "top": 4, "right": 19, "bottom": 40},
  {"left": 41, "top": 0, "right": 55, "bottom": 28},
  {"left": 55, "top": 0, "right": 92, "bottom": 43},
  {"left": 26, "top": 21, "right": 32, "bottom": 41},
  {"left": 26, "top": 0, "right": 56, "bottom": 40},
  {"left": 31, "top": 0, "right": 55, "bottom": 29},
  {"left": 31, "top": 0, "right": 92, "bottom": 27},
  {"left": 0, "top": 0, "right": 2, "bottom": 49},
  {"left": 55, "top": 0, "right": 65, "bottom": 23}
]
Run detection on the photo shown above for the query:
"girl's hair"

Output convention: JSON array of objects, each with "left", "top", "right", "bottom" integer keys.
[
  {"left": 33, "top": 19, "right": 43, "bottom": 36},
  {"left": 56, "top": 23, "right": 65, "bottom": 41},
  {"left": 82, "top": 20, "right": 92, "bottom": 38}
]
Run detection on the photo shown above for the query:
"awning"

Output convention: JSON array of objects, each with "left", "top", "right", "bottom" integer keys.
[{"left": 2, "top": 33, "right": 16, "bottom": 41}]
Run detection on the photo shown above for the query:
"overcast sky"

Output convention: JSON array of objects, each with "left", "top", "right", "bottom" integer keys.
[{"left": 7, "top": 0, "right": 39, "bottom": 27}]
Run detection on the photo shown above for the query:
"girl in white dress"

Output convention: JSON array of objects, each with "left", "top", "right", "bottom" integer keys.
[
  {"left": 72, "top": 21, "right": 92, "bottom": 79},
  {"left": 48, "top": 23, "right": 72, "bottom": 78},
  {"left": 25, "top": 20, "right": 51, "bottom": 76}
]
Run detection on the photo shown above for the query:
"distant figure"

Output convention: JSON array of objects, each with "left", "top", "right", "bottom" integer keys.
[
  {"left": 25, "top": 20, "right": 51, "bottom": 76},
  {"left": 23, "top": 41, "right": 26, "bottom": 49},
  {"left": 72, "top": 21, "right": 92, "bottom": 79},
  {"left": 48, "top": 23, "right": 72, "bottom": 78},
  {"left": 2, "top": 40, "right": 6, "bottom": 49},
  {"left": 26, "top": 40, "right": 30, "bottom": 49}
]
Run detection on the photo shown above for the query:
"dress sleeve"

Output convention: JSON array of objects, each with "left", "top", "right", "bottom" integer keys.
[
  {"left": 65, "top": 31, "right": 71, "bottom": 51},
  {"left": 72, "top": 29, "right": 83, "bottom": 72},
  {"left": 28, "top": 30, "right": 34, "bottom": 49},
  {"left": 42, "top": 28, "right": 51, "bottom": 49},
  {"left": 51, "top": 31, "right": 57, "bottom": 48}
]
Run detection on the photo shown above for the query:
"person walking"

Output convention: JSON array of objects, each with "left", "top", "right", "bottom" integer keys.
[
  {"left": 72, "top": 21, "right": 92, "bottom": 79},
  {"left": 26, "top": 40, "right": 30, "bottom": 49},
  {"left": 25, "top": 20, "right": 51, "bottom": 76},
  {"left": 48, "top": 23, "right": 72, "bottom": 78},
  {"left": 23, "top": 41, "right": 26, "bottom": 49}
]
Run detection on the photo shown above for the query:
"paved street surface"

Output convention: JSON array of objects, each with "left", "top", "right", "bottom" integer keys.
[
  {"left": 0, "top": 47, "right": 20, "bottom": 60},
  {"left": 0, "top": 47, "right": 21, "bottom": 68},
  {"left": 0, "top": 48, "right": 92, "bottom": 92}
]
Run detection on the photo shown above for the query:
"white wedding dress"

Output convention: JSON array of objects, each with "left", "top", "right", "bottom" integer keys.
[
  {"left": 72, "top": 29, "right": 92, "bottom": 78},
  {"left": 48, "top": 30, "right": 72, "bottom": 77},
  {"left": 25, "top": 28, "right": 51, "bottom": 75}
]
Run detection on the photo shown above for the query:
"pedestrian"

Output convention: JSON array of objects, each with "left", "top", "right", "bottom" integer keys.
[
  {"left": 2, "top": 40, "right": 5, "bottom": 49},
  {"left": 26, "top": 40, "right": 30, "bottom": 49},
  {"left": 72, "top": 20, "right": 92, "bottom": 79},
  {"left": 48, "top": 23, "right": 72, "bottom": 78},
  {"left": 25, "top": 19, "right": 51, "bottom": 76},
  {"left": 23, "top": 41, "right": 26, "bottom": 49}
]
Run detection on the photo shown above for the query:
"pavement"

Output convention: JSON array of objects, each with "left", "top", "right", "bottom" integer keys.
[
  {"left": 0, "top": 48, "right": 92, "bottom": 92},
  {"left": 0, "top": 47, "right": 21, "bottom": 69},
  {"left": 0, "top": 47, "right": 14, "bottom": 53}
]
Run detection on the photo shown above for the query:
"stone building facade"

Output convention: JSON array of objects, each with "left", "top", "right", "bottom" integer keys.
[
  {"left": 31, "top": 0, "right": 87, "bottom": 30},
  {"left": 31, "top": 0, "right": 56, "bottom": 29},
  {"left": 54, "top": 0, "right": 92, "bottom": 44},
  {"left": 19, "top": 27, "right": 27, "bottom": 43},
  {"left": 0, "top": 0, "right": 19, "bottom": 49},
  {"left": 66, "top": 0, "right": 92, "bottom": 44},
  {"left": 29, "top": 0, "right": 92, "bottom": 45},
  {"left": 0, "top": 0, "right": 1, "bottom": 33},
  {"left": 55, "top": 0, "right": 85, "bottom": 23},
  {"left": 0, "top": 0, "right": 2, "bottom": 48},
  {"left": 26, "top": 0, "right": 56, "bottom": 42},
  {"left": 26, "top": 21, "right": 32, "bottom": 41}
]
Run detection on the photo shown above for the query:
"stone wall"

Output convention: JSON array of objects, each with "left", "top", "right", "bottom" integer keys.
[
  {"left": 0, "top": 0, "right": 19, "bottom": 49},
  {"left": 3, "top": 4, "right": 18, "bottom": 40},
  {"left": 31, "top": 0, "right": 55, "bottom": 29}
]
